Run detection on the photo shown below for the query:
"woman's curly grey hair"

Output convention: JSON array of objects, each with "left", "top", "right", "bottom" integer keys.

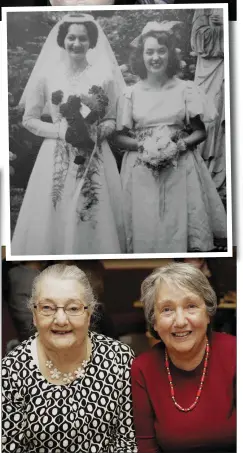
[
  {"left": 28, "top": 263, "right": 98, "bottom": 316},
  {"left": 141, "top": 262, "right": 217, "bottom": 339}
]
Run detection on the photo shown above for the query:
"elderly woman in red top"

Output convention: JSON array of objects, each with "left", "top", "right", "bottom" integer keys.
[{"left": 131, "top": 263, "right": 236, "bottom": 453}]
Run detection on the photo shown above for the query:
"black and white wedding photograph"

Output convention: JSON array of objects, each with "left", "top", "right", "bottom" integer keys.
[{"left": 4, "top": 5, "right": 232, "bottom": 258}]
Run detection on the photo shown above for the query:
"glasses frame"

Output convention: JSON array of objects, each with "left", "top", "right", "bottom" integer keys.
[{"left": 33, "top": 302, "right": 89, "bottom": 317}]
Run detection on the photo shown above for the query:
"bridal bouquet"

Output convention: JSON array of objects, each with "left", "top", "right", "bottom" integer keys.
[
  {"left": 51, "top": 86, "right": 109, "bottom": 220},
  {"left": 52, "top": 85, "right": 109, "bottom": 164},
  {"left": 81, "top": 85, "right": 109, "bottom": 124},
  {"left": 137, "top": 126, "right": 179, "bottom": 171}
]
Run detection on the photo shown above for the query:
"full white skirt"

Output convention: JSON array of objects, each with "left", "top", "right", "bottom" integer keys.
[{"left": 12, "top": 138, "right": 126, "bottom": 255}]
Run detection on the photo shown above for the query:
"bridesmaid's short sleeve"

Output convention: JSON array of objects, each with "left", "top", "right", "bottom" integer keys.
[
  {"left": 116, "top": 86, "right": 133, "bottom": 131},
  {"left": 185, "top": 81, "right": 218, "bottom": 126},
  {"left": 102, "top": 77, "right": 117, "bottom": 122}
]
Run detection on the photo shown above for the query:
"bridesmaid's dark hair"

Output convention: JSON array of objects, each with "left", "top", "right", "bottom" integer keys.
[
  {"left": 57, "top": 20, "right": 98, "bottom": 49},
  {"left": 130, "top": 31, "right": 180, "bottom": 80}
]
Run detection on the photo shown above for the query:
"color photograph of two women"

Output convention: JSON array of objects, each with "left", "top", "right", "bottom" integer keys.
[
  {"left": 2, "top": 253, "right": 237, "bottom": 452},
  {"left": 4, "top": 5, "right": 231, "bottom": 258}
]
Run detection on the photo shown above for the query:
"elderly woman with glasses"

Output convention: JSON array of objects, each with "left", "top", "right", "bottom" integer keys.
[
  {"left": 131, "top": 263, "right": 236, "bottom": 453},
  {"left": 2, "top": 264, "right": 137, "bottom": 453}
]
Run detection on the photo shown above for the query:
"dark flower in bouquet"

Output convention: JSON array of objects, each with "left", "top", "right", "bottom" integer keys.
[
  {"left": 59, "top": 95, "right": 95, "bottom": 162},
  {"left": 52, "top": 90, "right": 64, "bottom": 105},
  {"left": 51, "top": 86, "right": 109, "bottom": 165}
]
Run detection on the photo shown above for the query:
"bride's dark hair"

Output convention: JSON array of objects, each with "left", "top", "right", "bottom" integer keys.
[{"left": 57, "top": 20, "right": 98, "bottom": 49}]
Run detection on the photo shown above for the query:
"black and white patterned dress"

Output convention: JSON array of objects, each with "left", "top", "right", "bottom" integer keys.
[{"left": 2, "top": 332, "right": 137, "bottom": 453}]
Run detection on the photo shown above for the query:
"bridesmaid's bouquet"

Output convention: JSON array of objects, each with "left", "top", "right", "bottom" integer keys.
[{"left": 138, "top": 127, "right": 179, "bottom": 170}]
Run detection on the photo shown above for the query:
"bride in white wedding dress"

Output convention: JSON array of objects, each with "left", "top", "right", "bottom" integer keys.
[{"left": 11, "top": 13, "right": 126, "bottom": 256}]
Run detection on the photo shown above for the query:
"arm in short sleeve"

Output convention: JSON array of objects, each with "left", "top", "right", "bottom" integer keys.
[
  {"left": 116, "top": 86, "right": 134, "bottom": 131},
  {"left": 97, "top": 77, "right": 118, "bottom": 136},
  {"left": 22, "top": 76, "right": 60, "bottom": 139},
  {"left": 2, "top": 365, "right": 27, "bottom": 452},
  {"left": 114, "top": 349, "right": 138, "bottom": 453},
  {"left": 102, "top": 77, "right": 117, "bottom": 122},
  {"left": 131, "top": 359, "right": 161, "bottom": 453}
]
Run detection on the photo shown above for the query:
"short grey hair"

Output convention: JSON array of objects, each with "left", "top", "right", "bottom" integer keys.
[
  {"left": 141, "top": 262, "right": 217, "bottom": 339},
  {"left": 28, "top": 263, "right": 98, "bottom": 315}
]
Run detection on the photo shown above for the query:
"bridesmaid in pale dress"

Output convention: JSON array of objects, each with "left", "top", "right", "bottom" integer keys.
[{"left": 116, "top": 21, "right": 227, "bottom": 253}]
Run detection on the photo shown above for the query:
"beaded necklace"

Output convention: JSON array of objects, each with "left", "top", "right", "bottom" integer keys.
[{"left": 165, "top": 340, "right": 210, "bottom": 412}]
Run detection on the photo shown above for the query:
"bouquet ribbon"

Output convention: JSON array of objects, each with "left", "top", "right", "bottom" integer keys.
[{"left": 64, "top": 136, "right": 98, "bottom": 253}]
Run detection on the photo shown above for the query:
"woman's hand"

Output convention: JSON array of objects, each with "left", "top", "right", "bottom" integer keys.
[
  {"left": 183, "top": 116, "right": 207, "bottom": 149},
  {"left": 97, "top": 120, "right": 115, "bottom": 142},
  {"left": 176, "top": 138, "right": 188, "bottom": 153}
]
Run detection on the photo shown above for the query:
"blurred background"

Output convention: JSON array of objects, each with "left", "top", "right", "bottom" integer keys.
[{"left": 2, "top": 247, "right": 237, "bottom": 357}]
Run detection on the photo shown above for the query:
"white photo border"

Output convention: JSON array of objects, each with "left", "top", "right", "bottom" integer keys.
[{"left": 1, "top": 4, "right": 232, "bottom": 260}]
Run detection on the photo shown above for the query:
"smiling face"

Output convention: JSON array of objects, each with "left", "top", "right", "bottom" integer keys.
[
  {"left": 33, "top": 275, "right": 91, "bottom": 352},
  {"left": 64, "top": 24, "right": 90, "bottom": 62},
  {"left": 143, "top": 36, "right": 169, "bottom": 77},
  {"left": 154, "top": 281, "right": 210, "bottom": 358}
]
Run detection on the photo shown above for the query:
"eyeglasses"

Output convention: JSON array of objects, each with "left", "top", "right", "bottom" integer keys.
[{"left": 34, "top": 301, "right": 89, "bottom": 317}]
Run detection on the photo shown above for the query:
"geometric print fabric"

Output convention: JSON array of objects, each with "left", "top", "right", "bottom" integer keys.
[{"left": 2, "top": 332, "right": 137, "bottom": 452}]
